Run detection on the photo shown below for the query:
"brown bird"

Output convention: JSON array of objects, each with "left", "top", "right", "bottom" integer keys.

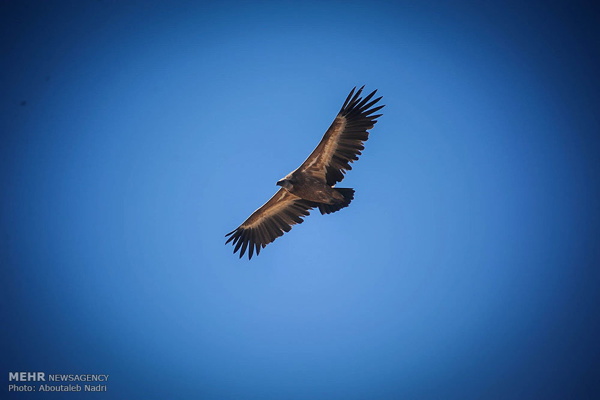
[{"left": 225, "top": 86, "right": 384, "bottom": 259}]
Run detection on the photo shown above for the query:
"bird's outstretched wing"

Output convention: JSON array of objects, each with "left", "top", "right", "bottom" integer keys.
[
  {"left": 225, "top": 188, "right": 316, "bottom": 259},
  {"left": 297, "top": 86, "right": 384, "bottom": 185}
]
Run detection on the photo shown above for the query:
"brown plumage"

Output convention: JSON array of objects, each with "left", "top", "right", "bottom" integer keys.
[{"left": 225, "top": 86, "right": 384, "bottom": 259}]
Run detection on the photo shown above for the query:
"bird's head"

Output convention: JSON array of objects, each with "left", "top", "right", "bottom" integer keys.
[{"left": 276, "top": 178, "right": 293, "bottom": 190}]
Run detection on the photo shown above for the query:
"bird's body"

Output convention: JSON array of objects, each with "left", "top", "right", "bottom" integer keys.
[
  {"left": 278, "top": 173, "right": 347, "bottom": 204},
  {"left": 226, "top": 86, "right": 384, "bottom": 259}
]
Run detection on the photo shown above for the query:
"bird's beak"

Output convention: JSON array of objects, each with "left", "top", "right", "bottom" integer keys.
[{"left": 276, "top": 180, "right": 283, "bottom": 186}]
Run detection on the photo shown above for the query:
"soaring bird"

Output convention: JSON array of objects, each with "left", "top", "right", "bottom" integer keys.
[{"left": 225, "top": 86, "right": 384, "bottom": 259}]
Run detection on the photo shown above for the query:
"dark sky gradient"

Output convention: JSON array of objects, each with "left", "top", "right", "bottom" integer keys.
[{"left": 2, "top": 1, "right": 600, "bottom": 399}]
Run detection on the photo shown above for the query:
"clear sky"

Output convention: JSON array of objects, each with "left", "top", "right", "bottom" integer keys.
[{"left": 2, "top": 1, "right": 599, "bottom": 399}]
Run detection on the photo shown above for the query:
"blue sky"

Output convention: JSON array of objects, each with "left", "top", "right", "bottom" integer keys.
[{"left": 2, "top": 1, "right": 599, "bottom": 399}]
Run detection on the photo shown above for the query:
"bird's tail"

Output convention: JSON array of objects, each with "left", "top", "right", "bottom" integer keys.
[{"left": 318, "top": 188, "right": 355, "bottom": 215}]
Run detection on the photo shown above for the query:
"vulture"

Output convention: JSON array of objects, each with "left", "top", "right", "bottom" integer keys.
[{"left": 225, "top": 86, "right": 384, "bottom": 259}]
